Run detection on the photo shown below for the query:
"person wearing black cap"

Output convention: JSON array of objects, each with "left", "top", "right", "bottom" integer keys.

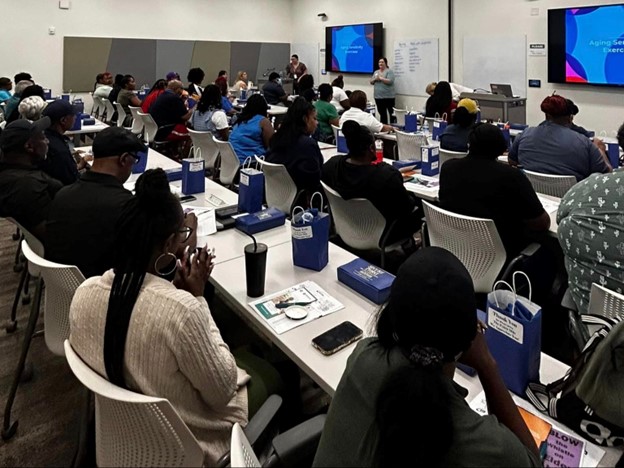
[
  {"left": 314, "top": 248, "right": 541, "bottom": 467},
  {"left": 440, "top": 123, "right": 550, "bottom": 258},
  {"left": 40, "top": 100, "right": 90, "bottom": 185},
  {"left": 45, "top": 127, "right": 146, "bottom": 278},
  {"left": 509, "top": 95, "right": 610, "bottom": 181},
  {"left": 0, "top": 117, "right": 62, "bottom": 240}
]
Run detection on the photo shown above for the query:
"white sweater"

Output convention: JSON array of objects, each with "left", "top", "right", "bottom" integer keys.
[{"left": 69, "top": 270, "right": 248, "bottom": 466}]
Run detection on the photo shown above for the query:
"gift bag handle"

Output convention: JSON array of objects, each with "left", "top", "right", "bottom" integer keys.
[
  {"left": 242, "top": 156, "right": 253, "bottom": 169},
  {"left": 512, "top": 271, "right": 532, "bottom": 302},
  {"left": 291, "top": 205, "right": 304, "bottom": 221},
  {"left": 600, "top": 130, "right": 607, "bottom": 137},
  {"left": 441, "top": 112, "right": 447, "bottom": 121},
  {"left": 310, "top": 191, "right": 324, "bottom": 211},
  {"left": 193, "top": 146, "right": 202, "bottom": 161},
  {"left": 492, "top": 280, "right": 518, "bottom": 313},
  {"left": 434, "top": 112, "right": 440, "bottom": 119}
]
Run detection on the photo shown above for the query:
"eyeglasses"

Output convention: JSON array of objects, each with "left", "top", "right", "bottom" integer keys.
[
  {"left": 179, "top": 226, "right": 193, "bottom": 242},
  {"left": 125, "top": 152, "right": 141, "bottom": 165}
]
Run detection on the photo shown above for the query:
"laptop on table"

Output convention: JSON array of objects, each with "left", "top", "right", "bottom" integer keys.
[{"left": 490, "top": 83, "right": 514, "bottom": 98}]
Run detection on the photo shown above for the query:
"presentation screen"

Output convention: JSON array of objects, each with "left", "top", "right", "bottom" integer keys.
[
  {"left": 325, "top": 23, "right": 383, "bottom": 74},
  {"left": 548, "top": 4, "right": 624, "bottom": 86}
]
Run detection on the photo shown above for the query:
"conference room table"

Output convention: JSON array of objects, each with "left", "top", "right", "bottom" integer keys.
[{"left": 65, "top": 118, "right": 108, "bottom": 146}]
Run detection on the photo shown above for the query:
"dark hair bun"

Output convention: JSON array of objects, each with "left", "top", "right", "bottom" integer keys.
[
  {"left": 341, "top": 120, "right": 360, "bottom": 139},
  {"left": 134, "top": 169, "right": 172, "bottom": 205}
]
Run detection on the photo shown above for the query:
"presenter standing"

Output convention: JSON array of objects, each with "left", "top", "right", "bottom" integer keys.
[
  {"left": 370, "top": 57, "right": 395, "bottom": 125},
  {"left": 286, "top": 54, "right": 307, "bottom": 94}
]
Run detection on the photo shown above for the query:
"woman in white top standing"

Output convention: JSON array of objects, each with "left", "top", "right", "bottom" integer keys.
[{"left": 370, "top": 57, "right": 396, "bottom": 125}]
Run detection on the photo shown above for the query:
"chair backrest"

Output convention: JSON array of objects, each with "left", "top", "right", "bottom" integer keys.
[
  {"left": 21, "top": 240, "right": 85, "bottom": 356},
  {"left": 188, "top": 129, "right": 220, "bottom": 170},
  {"left": 588, "top": 283, "right": 624, "bottom": 321},
  {"left": 523, "top": 170, "right": 576, "bottom": 198},
  {"left": 392, "top": 107, "right": 407, "bottom": 127},
  {"left": 92, "top": 95, "right": 103, "bottom": 118},
  {"left": 138, "top": 112, "right": 159, "bottom": 144},
  {"left": 395, "top": 130, "right": 428, "bottom": 161},
  {"left": 321, "top": 181, "right": 386, "bottom": 251},
  {"left": 256, "top": 156, "right": 298, "bottom": 214},
  {"left": 213, "top": 137, "right": 240, "bottom": 186},
  {"left": 438, "top": 148, "right": 468, "bottom": 169},
  {"left": 64, "top": 340, "right": 204, "bottom": 467},
  {"left": 422, "top": 201, "right": 507, "bottom": 293},
  {"left": 230, "top": 423, "right": 261, "bottom": 468},
  {"left": 331, "top": 124, "right": 341, "bottom": 146},
  {"left": 6, "top": 218, "right": 44, "bottom": 270},
  {"left": 114, "top": 102, "right": 127, "bottom": 128},
  {"left": 128, "top": 106, "right": 144, "bottom": 134},
  {"left": 101, "top": 98, "right": 116, "bottom": 124}
]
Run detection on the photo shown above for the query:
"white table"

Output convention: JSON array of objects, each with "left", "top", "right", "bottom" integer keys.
[{"left": 65, "top": 118, "right": 108, "bottom": 145}]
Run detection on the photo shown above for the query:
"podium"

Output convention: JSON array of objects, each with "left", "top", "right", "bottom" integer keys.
[{"left": 459, "top": 92, "right": 527, "bottom": 124}]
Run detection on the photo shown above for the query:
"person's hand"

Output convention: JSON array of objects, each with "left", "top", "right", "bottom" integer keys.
[
  {"left": 593, "top": 138, "right": 607, "bottom": 154},
  {"left": 458, "top": 322, "right": 497, "bottom": 374},
  {"left": 174, "top": 246, "right": 216, "bottom": 297},
  {"left": 176, "top": 212, "right": 198, "bottom": 257}
]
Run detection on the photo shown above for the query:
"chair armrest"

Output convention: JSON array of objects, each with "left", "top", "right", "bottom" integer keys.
[
  {"left": 379, "top": 208, "right": 419, "bottom": 250},
  {"left": 264, "top": 415, "right": 326, "bottom": 468},
  {"left": 498, "top": 242, "right": 541, "bottom": 283},
  {"left": 245, "top": 394, "right": 283, "bottom": 446}
]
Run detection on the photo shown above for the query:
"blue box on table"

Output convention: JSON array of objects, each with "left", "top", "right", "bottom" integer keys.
[
  {"left": 392, "top": 160, "right": 421, "bottom": 170},
  {"left": 235, "top": 207, "right": 286, "bottom": 235},
  {"left": 336, "top": 131, "right": 348, "bottom": 153},
  {"left": 421, "top": 145, "right": 440, "bottom": 176},
  {"left": 164, "top": 167, "right": 183, "bottom": 182},
  {"left": 337, "top": 258, "right": 395, "bottom": 304},
  {"left": 404, "top": 113, "right": 418, "bottom": 132},
  {"left": 607, "top": 142, "right": 620, "bottom": 168},
  {"left": 43, "top": 88, "right": 52, "bottom": 100},
  {"left": 181, "top": 158, "right": 205, "bottom": 195}
]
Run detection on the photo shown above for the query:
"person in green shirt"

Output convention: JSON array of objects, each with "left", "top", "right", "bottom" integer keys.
[{"left": 313, "top": 84, "right": 340, "bottom": 143}]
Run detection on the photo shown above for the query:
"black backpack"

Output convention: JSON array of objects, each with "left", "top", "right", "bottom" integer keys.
[{"left": 526, "top": 316, "right": 624, "bottom": 448}]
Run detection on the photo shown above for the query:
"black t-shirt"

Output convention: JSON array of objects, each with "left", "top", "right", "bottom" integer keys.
[
  {"left": 149, "top": 90, "right": 188, "bottom": 139},
  {"left": 45, "top": 171, "right": 133, "bottom": 278},
  {"left": 438, "top": 157, "right": 545, "bottom": 257},
  {"left": 0, "top": 162, "right": 63, "bottom": 235},
  {"left": 41, "top": 129, "right": 80, "bottom": 185},
  {"left": 266, "top": 135, "right": 324, "bottom": 192},
  {"left": 322, "top": 155, "right": 419, "bottom": 241}
]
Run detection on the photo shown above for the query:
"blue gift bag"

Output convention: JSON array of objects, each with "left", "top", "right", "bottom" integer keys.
[
  {"left": 404, "top": 113, "right": 418, "bottom": 133},
  {"left": 72, "top": 99, "right": 85, "bottom": 114},
  {"left": 606, "top": 142, "right": 620, "bottom": 168},
  {"left": 431, "top": 117, "right": 448, "bottom": 141},
  {"left": 291, "top": 193, "right": 330, "bottom": 271},
  {"left": 181, "top": 155, "right": 205, "bottom": 195},
  {"left": 43, "top": 88, "right": 52, "bottom": 100},
  {"left": 336, "top": 130, "right": 348, "bottom": 153},
  {"left": 421, "top": 145, "right": 440, "bottom": 176},
  {"left": 501, "top": 127, "right": 511, "bottom": 150},
  {"left": 485, "top": 273, "right": 541, "bottom": 395},
  {"left": 70, "top": 113, "right": 82, "bottom": 131},
  {"left": 132, "top": 149, "right": 148, "bottom": 174},
  {"left": 238, "top": 157, "right": 264, "bottom": 214}
]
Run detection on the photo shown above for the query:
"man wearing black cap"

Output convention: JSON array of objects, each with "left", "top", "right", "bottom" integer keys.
[
  {"left": 45, "top": 127, "right": 145, "bottom": 277},
  {"left": 0, "top": 117, "right": 62, "bottom": 240},
  {"left": 41, "top": 100, "right": 91, "bottom": 185}
]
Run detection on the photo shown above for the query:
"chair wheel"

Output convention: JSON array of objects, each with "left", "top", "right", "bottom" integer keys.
[
  {"left": 21, "top": 362, "right": 34, "bottom": 382},
  {"left": 21, "top": 294, "right": 31, "bottom": 305},
  {"left": 1, "top": 421, "right": 18, "bottom": 441},
  {"left": 13, "top": 263, "right": 24, "bottom": 273},
  {"left": 5, "top": 321, "right": 17, "bottom": 333},
  {"left": 12, "top": 233, "right": 20, "bottom": 241}
]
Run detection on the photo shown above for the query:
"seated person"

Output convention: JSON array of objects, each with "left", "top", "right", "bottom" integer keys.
[
  {"left": 566, "top": 99, "right": 592, "bottom": 138},
  {"left": 330, "top": 75, "right": 350, "bottom": 112},
  {"left": 314, "top": 84, "right": 340, "bottom": 142},
  {"left": 166, "top": 71, "right": 181, "bottom": 82},
  {"left": 322, "top": 120, "right": 419, "bottom": 243},
  {"left": 3, "top": 79, "right": 34, "bottom": 121},
  {"left": 314, "top": 248, "right": 541, "bottom": 467},
  {"left": 262, "top": 72, "right": 288, "bottom": 106},
  {"left": 141, "top": 79, "right": 167, "bottom": 113},
  {"left": 215, "top": 77, "right": 235, "bottom": 115},
  {"left": 116, "top": 75, "right": 142, "bottom": 127},
  {"left": 339, "top": 90, "right": 393, "bottom": 133},
  {"left": 0, "top": 77, "right": 13, "bottom": 103},
  {"left": 425, "top": 81, "right": 456, "bottom": 122},
  {"left": 229, "top": 94, "right": 274, "bottom": 164},
  {"left": 18, "top": 95, "right": 47, "bottom": 121},
  {"left": 7, "top": 84, "right": 45, "bottom": 123},
  {"left": 149, "top": 80, "right": 193, "bottom": 141},
  {"left": 298, "top": 74, "right": 316, "bottom": 102},
  {"left": 107, "top": 74, "right": 125, "bottom": 108},
  {"left": 509, "top": 95, "right": 610, "bottom": 181},
  {"left": 439, "top": 98, "right": 478, "bottom": 152},
  {"left": 0, "top": 118, "right": 62, "bottom": 240},
  {"left": 41, "top": 100, "right": 90, "bottom": 185},
  {"left": 426, "top": 81, "right": 474, "bottom": 102},
  {"left": 93, "top": 72, "right": 114, "bottom": 99},
  {"left": 190, "top": 84, "right": 229, "bottom": 140},
  {"left": 232, "top": 70, "right": 249, "bottom": 92},
  {"left": 557, "top": 121, "right": 624, "bottom": 313},
  {"left": 45, "top": 127, "right": 145, "bottom": 278},
  {"left": 266, "top": 97, "right": 323, "bottom": 193},
  {"left": 439, "top": 123, "right": 550, "bottom": 258},
  {"left": 187, "top": 67, "right": 205, "bottom": 98},
  {"left": 69, "top": 169, "right": 282, "bottom": 466}
]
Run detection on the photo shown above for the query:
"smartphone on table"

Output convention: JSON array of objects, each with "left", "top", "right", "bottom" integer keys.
[{"left": 312, "top": 321, "right": 363, "bottom": 356}]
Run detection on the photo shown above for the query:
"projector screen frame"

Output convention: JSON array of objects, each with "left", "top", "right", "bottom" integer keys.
[{"left": 325, "top": 22, "right": 384, "bottom": 75}]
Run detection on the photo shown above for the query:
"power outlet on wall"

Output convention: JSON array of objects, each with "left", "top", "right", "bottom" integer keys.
[
  {"left": 530, "top": 8, "right": 539, "bottom": 16},
  {"left": 59, "top": 0, "right": 70, "bottom": 9}
]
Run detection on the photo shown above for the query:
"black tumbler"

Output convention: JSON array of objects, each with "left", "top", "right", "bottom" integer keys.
[{"left": 244, "top": 243, "right": 268, "bottom": 297}]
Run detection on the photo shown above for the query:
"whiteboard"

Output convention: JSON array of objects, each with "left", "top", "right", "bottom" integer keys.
[
  {"left": 462, "top": 36, "right": 527, "bottom": 97},
  {"left": 291, "top": 43, "right": 320, "bottom": 84},
  {"left": 393, "top": 38, "right": 439, "bottom": 97}
]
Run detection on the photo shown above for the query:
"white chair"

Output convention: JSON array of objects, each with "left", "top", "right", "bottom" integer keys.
[
  {"left": 188, "top": 129, "right": 220, "bottom": 172},
  {"left": 395, "top": 130, "right": 428, "bottom": 161},
  {"left": 588, "top": 283, "right": 624, "bottom": 322},
  {"left": 523, "top": 170, "right": 577, "bottom": 198},
  {"left": 91, "top": 95, "right": 104, "bottom": 119},
  {"left": 392, "top": 107, "right": 407, "bottom": 127},
  {"left": 438, "top": 148, "right": 468, "bottom": 169},
  {"left": 331, "top": 124, "right": 341, "bottom": 145},
  {"left": 138, "top": 112, "right": 160, "bottom": 145},
  {"left": 101, "top": 98, "right": 116, "bottom": 124},
  {"left": 213, "top": 137, "right": 241, "bottom": 187},
  {"left": 422, "top": 201, "right": 506, "bottom": 293},
  {"left": 255, "top": 156, "right": 302, "bottom": 215},
  {"left": 231, "top": 423, "right": 261, "bottom": 468},
  {"left": 3, "top": 239, "right": 85, "bottom": 440},
  {"left": 114, "top": 102, "right": 131, "bottom": 129},
  {"left": 128, "top": 105, "right": 144, "bottom": 135},
  {"left": 322, "top": 182, "right": 410, "bottom": 269},
  {"left": 64, "top": 340, "right": 204, "bottom": 468}
]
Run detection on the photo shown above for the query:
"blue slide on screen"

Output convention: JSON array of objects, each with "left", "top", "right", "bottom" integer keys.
[{"left": 331, "top": 24, "right": 374, "bottom": 73}]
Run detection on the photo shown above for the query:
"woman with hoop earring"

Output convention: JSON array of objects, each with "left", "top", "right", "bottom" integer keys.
[{"left": 69, "top": 168, "right": 285, "bottom": 466}]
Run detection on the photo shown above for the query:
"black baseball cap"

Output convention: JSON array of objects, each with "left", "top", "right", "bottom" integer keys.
[
  {"left": 0, "top": 117, "right": 51, "bottom": 153},
  {"left": 42, "top": 99, "right": 79, "bottom": 121},
  {"left": 92, "top": 127, "right": 147, "bottom": 158}
]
